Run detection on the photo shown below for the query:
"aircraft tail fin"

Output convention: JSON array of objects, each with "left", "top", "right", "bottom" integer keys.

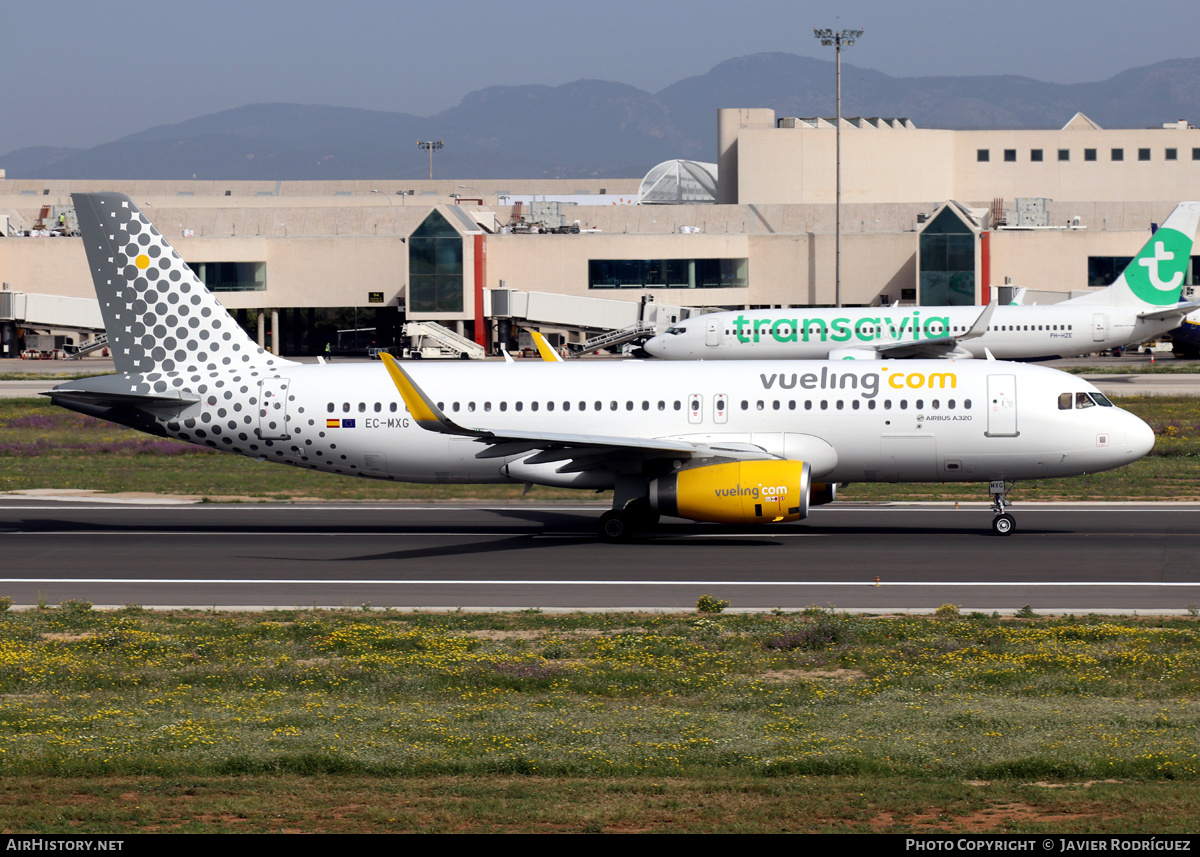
[
  {"left": 72, "top": 192, "right": 290, "bottom": 376},
  {"left": 1068, "top": 202, "right": 1200, "bottom": 308}
]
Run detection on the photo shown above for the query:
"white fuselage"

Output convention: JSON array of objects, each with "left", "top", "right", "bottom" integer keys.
[
  {"left": 157, "top": 359, "right": 1152, "bottom": 488},
  {"left": 644, "top": 304, "right": 1173, "bottom": 360}
]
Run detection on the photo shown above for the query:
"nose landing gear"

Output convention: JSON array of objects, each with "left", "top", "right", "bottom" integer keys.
[{"left": 990, "top": 480, "right": 1016, "bottom": 536}]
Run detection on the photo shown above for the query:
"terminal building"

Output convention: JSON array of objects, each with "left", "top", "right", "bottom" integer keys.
[{"left": 2, "top": 109, "right": 1199, "bottom": 358}]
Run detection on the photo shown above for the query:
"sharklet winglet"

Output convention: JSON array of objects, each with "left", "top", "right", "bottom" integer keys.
[
  {"left": 379, "top": 353, "right": 484, "bottom": 437},
  {"left": 530, "top": 330, "right": 564, "bottom": 362}
]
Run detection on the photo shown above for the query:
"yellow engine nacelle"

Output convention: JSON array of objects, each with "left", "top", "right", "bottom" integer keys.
[{"left": 649, "top": 460, "right": 811, "bottom": 525}]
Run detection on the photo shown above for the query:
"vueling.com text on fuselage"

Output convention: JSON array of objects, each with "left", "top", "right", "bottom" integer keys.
[{"left": 759, "top": 367, "right": 958, "bottom": 399}]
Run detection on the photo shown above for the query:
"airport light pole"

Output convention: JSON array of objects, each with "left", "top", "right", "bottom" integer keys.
[
  {"left": 416, "top": 140, "right": 443, "bottom": 180},
  {"left": 814, "top": 27, "right": 863, "bottom": 308}
]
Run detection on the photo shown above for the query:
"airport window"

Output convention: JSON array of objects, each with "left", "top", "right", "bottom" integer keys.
[
  {"left": 1058, "top": 149, "right": 1070, "bottom": 161},
  {"left": 409, "top": 210, "right": 464, "bottom": 313},
  {"left": 186, "top": 261, "right": 266, "bottom": 292},
  {"left": 1194, "top": 148, "right": 1200, "bottom": 160},
  {"left": 1030, "top": 149, "right": 1043, "bottom": 162},
  {"left": 1088, "top": 256, "right": 1134, "bottom": 286},
  {"left": 977, "top": 149, "right": 990, "bottom": 162},
  {"left": 588, "top": 258, "right": 749, "bottom": 289},
  {"left": 1165, "top": 148, "right": 1178, "bottom": 160},
  {"left": 1084, "top": 148, "right": 1097, "bottom": 161},
  {"left": 1139, "top": 148, "right": 1151, "bottom": 161},
  {"left": 1003, "top": 149, "right": 1016, "bottom": 162},
  {"left": 919, "top": 207, "right": 975, "bottom": 306},
  {"left": 1112, "top": 148, "right": 1124, "bottom": 161}
]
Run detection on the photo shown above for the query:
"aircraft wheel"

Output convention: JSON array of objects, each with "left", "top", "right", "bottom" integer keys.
[
  {"left": 992, "top": 513, "right": 1016, "bottom": 536},
  {"left": 598, "top": 510, "right": 633, "bottom": 542}
]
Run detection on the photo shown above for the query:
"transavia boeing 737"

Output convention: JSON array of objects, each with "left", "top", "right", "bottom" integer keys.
[
  {"left": 47, "top": 193, "right": 1154, "bottom": 540},
  {"left": 645, "top": 202, "right": 1200, "bottom": 362}
]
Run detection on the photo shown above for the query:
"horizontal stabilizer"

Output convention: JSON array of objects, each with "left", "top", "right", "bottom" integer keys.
[
  {"left": 43, "top": 388, "right": 199, "bottom": 417},
  {"left": 1138, "top": 300, "right": 1200, "bottom": 321}
]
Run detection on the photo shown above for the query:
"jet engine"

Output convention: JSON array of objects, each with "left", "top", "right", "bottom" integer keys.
[{"left": 649, "top": 460, "right": 811, "bottom": 525}]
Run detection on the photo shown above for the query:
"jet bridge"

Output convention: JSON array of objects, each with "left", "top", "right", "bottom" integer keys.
[
  {"left": 0, "top": 290, "right": 105, "bottom": 358},
  {"left": 485, "top": 289, "right": 708, "bottom": 354}
]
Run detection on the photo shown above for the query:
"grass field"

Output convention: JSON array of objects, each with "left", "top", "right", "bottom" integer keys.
[{"left": 0, "top": 605, "right": 1198, "bottom": 832}]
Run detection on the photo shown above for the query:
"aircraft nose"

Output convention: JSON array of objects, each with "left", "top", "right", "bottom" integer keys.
[
  {"left": 1128, "top": 413, "right": 1155, "bottom": 459},
  {"left": 644, "top": 336, "right": 666, "bottom": 357}
]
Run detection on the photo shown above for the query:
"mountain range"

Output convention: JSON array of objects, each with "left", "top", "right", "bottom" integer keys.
[{"left": 5, "top": 53, "right": 1200, "bottom": 181}]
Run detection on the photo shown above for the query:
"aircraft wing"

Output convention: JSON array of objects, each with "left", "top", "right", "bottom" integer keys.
[
  {"left": 380, "top": 354, "right": 774, "bottom": 468},
  {"left": 855, "top": 301, "right": 996, "bottom": 359}
]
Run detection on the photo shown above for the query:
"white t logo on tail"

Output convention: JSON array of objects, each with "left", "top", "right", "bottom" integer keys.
[{"left": 1139, "top": 241, "right": 1184, "bottom": 292}]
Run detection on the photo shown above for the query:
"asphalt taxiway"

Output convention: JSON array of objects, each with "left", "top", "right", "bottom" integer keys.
[{"left": 1, "top": 499, "right": 1196, "bottom": 613}]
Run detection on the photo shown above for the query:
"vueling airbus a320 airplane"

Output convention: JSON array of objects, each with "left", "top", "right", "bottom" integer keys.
[
  {"left": 645, "top": 202, "right": 1200, "bottom": 361},
  {"left": 48, "top": 193, "right": 1154, "bottom": 540}
]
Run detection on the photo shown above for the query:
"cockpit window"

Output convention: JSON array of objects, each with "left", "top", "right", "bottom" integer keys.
[
  {"left": 1075, "top": 392, "right": 1095, "bottom": 409},
  {"left": 1089, "top": 392, "right": 1114, "bottom": 407},
  {"left": 666, "top": 326, "right": 685, "bottom": 335}
]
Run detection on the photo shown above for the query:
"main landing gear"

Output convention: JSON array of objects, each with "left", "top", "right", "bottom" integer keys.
[
  {"left": 989, "top": 479, "right": 1016, "bottom": 536},
  {"left": 598, "top": 497, "right": 659, "bottom": 542}
]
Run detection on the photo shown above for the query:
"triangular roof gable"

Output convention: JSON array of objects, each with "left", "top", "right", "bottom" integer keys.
[{"left": 1062, "top": 112, "right": 1103, "bottom": 131}]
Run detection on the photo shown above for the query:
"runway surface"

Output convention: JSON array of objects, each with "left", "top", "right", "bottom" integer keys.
[{"left": 2, "top": 499, "right": 1197, "bottom": 613}]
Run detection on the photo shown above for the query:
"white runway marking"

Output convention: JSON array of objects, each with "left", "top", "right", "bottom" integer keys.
[{"left": 1, "top": 578, "right": 1197, "bottom": 587}]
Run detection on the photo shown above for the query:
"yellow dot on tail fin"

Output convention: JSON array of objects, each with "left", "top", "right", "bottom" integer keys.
[{"left": 135, "top": 255, "right": 150, "bottom": 269}]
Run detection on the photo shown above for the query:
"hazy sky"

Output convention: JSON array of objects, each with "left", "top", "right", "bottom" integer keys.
[{"left": 2, "top": 0, "right": 1198, "bottom": 155}]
